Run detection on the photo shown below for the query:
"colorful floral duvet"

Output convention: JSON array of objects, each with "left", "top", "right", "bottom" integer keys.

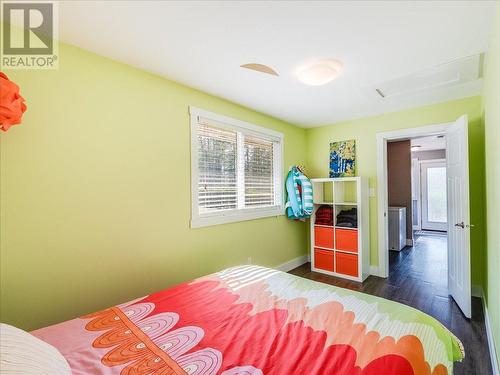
[{"left": 32, "top": 266, "right": 464, "bottom": 375}]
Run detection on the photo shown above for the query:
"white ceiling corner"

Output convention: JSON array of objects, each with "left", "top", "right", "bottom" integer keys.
[
  {"left": 411, "top": 136, "right": 446, "bottom": 151},
  {"left": 58, "top": 1, "right": 496, "bottom": 127}
]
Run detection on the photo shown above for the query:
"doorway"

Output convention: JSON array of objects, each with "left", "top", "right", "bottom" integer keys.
[
  {"left": 376, "top": 116, "right": 472, "bottom": 318},
  {"left": 387, "top": 138, "right": 449, "bottom": 309}
]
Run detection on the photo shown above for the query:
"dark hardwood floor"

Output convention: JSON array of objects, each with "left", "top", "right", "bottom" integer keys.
[{"left": 289, "top": 232, "right": 492, "bottom": 375}]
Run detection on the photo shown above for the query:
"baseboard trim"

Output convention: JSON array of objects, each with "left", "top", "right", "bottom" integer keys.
[
  {"left": 278, "top": 257, "right": 382, "bottom": 277},
  {"left": 369, "top": 266, "right": 381, "bottom": 277},
  {"left": 406, "top": 239, "right": 414, "bottom": 246},
  {"left": 476, "top": 287, "right": 499, "bottom": 375},
  {"left": 275, "top": 255, "right": 309, "bottom": 272},
  {"left": 472, "top": 284, "right": 483, "bottom": 298},
  {"left": 484, "top": 295, "right": 500, "bottom": 375}
]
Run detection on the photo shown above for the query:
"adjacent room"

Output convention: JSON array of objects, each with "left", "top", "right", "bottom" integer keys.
[
  {"left": 385, "top": 133, "right": 450, "bottom": 319},
  {"left": 1, "top": 1, "right": 499, "bottom": 375}
]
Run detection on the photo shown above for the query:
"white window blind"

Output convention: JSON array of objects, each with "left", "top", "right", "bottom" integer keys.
[
  {"left": 198, "top": 123, "right": 237, "bottom": 214},
  {"left": 191, "top": 107, "right": 283, "bottom": 228},
  {"left": 244, "top": 135, "right": 275, "bottom": 208}
]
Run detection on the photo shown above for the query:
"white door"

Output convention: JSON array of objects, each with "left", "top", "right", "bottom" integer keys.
[
  {"left": 446, "top": 115, "right": 472, "bottom": 318},
  {"left": 421, "top": 160, "right": 447, "bottom": 231}
]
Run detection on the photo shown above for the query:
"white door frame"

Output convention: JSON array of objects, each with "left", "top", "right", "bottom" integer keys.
[
  {"left": 420, "top": 159, "right": 448, "bottom": 231},
  {"left": 411, "top": 158, "right": 422, "bottom": 231},
  {"left": 376, "top": 121, "right": 454, "bottom": 278}
]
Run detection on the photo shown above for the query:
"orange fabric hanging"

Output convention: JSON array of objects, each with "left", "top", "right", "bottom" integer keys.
[{"left": 0, "top": 72, "right": 27, "bottom": 132}]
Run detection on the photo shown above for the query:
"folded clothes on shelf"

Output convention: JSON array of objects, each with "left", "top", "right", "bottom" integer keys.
[
  {"left": 336, "top": 207, "right": 358, "bottom": 228},
  {"left": 315, "top": 205, "right": 333, "bottom": 226}
]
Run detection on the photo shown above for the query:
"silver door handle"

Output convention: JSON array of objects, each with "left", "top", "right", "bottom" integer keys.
[{"left": 454, "top": 222, "right": 475, "bottom": 229}]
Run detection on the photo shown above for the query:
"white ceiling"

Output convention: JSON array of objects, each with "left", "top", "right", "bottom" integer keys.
[
  {"left": 411, "top": 136, "right": 446, "bottom": 151},
  {"left": 58, "top": 1, "right": 496, "bottom": 127}
]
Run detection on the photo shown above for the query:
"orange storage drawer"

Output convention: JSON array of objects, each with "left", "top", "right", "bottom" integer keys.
[
  {"left": 314, "top": 226, "right": 334, "bottom": 249},
  {"left": 335, "top": 228, "right": 358, "bottom": 253},
  {"left": 335, "top": 252, "right": 358, "bottom": 277},
  {"left": 314, "top": 248, "right": 334, "bottom": 272}
]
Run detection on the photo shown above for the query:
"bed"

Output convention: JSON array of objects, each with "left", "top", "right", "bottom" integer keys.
[{"left": 32, "top": 265, "right": 464, "bottom": 375}]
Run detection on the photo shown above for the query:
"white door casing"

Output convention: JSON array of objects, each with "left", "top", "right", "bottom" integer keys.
[
  {"left": 411, "top": 158, "right": 422, "bottom": 231},
  {"left": 446, "top": 115, "right": 471, "bottom": 318},
  {"left": 376, "top": 117, "right": 472, "bottom": 319},
  {"left": 377, "top": 122, "right": 453, "bottom": 277}
]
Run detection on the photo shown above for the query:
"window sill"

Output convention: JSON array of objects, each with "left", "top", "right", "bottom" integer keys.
[{"left": 191, "top": 206, "right": 284, "bottom": 228}]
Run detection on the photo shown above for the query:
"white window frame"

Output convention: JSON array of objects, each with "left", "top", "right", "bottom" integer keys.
[{"left": 190, "top": 106, "right": 284, "bottom": 228}]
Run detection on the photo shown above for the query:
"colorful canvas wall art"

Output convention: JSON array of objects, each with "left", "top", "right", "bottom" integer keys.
[{"left": 329, "top": 140, "right": 356, "bottom": 177}]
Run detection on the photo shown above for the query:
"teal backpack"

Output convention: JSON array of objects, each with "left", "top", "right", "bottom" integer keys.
[{"left": 285, "top": 166, "right": 313, "bottom": 219}]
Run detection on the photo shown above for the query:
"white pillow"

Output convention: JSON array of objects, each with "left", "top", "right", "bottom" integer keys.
[{"left": 0, "top": 323, "right": 71, "bottom": 375}]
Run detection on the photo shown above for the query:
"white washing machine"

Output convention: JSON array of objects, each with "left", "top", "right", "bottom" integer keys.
[{"left": 389, "top": 206, "right": 407, "bottom": 251}]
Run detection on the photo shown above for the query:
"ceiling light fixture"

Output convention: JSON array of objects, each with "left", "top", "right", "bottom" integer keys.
[
  {"left": 411, "top": 145, "right": 421, "bottom": 152},
  {"left": 296, "top": 59, "right": 343, "bottom": 86}
]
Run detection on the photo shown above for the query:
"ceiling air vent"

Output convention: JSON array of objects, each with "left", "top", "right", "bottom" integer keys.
[
  {"left": 240, "top": 63, "right": 279, "bottom": 76},
  {"left": 370, "top": 54, "right": 483, "bottom": 99}
]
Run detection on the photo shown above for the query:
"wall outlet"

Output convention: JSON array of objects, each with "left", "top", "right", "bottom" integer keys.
[
  {"left": 369, "top": 187, "right": 376, "bottom": 197},
  {"left": 247, "top": 257, "right": 252, "bottom": 265}
]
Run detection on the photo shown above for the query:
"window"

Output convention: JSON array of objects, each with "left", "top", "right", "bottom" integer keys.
[
  {"left": 426, "top": 166, "right": 447, "bottom": 223},
  {"left": 190, "top": 107, "right": 284, "bottom": 228}
]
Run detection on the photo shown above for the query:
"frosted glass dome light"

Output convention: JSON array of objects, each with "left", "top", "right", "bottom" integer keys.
[{"left": 296, "top": 59, "right": 343, "bottom": 86}]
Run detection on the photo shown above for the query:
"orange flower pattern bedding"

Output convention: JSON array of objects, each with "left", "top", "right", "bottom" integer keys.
[{"left": 32, "top": 266, "right": 464, "bottom": 374}]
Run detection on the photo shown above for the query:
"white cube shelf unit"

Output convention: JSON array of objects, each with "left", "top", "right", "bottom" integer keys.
[{"left": 310, "top": 177, "right": 370, "bottom": 282}]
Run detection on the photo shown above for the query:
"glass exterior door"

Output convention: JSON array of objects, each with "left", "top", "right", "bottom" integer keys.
[{"left": 421, "top": 161, "right": 447, "bottom": 231}]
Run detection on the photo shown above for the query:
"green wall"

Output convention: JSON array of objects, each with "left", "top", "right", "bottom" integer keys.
[
  {"left": 482, "top": 5, "right": 500, "bottom": 366},
  {"left": 0, "top": 43, "right": 308, "bottom": 330},
  {"left": 305, "top": 96, "right": 486, "bottom": 287}
]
